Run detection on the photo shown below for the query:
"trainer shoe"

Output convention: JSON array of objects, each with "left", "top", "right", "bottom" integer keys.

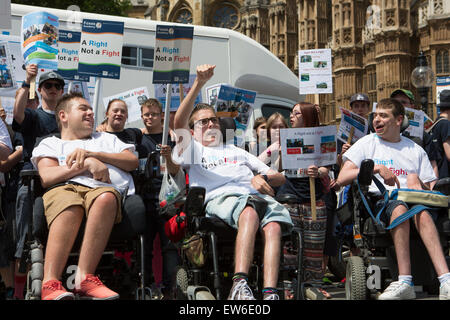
[
  {"left": 228, "top": 279, "right": 255, "bottom": 300},
  {"left": 41, "top": 280, "right": 75, "bottom": 300},
  {"left": 377, "top": 281, "right": 416, "bottom": 300},
  {"left": 263, "top": 293, "right": 280, "bottom": 300},
  {"left": 439, "top": 280, "right": 450, "bottom": 300},
  {"left": 76, "top": 274, "right": 119, "bottom": 300}
]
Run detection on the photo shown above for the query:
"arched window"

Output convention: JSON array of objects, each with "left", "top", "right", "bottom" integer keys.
[
  {"left": 173, "top": 8, "right": 193, "bottom": 24},
  {"left": 211, "top": 3, "right": 239, "bottom": 29},
  {"left": 436, "top": 50, "right": 449, "bottom": 74}
]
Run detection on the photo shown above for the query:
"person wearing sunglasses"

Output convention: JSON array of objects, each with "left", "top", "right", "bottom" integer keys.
[
  {"left": 173, "top": 64, "right": 293, "bottom": 300},
  {"left": 11, "top": 64, "right": 65, "bottom": 299}
]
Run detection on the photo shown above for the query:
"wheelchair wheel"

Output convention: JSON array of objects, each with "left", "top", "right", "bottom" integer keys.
[
  {"left": 345, "top": 256, "right": 367, "bottom": 300},
  {"left": 173, "top": 266, "right": 189, "bottom": 300}
]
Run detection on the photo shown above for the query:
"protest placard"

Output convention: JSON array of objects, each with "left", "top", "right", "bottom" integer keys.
[
  {"left": 404, "top": 107, "right": 424, "bottom": 140},
  {"left": 0, "top": 34, "right": 25, "bottom": 97},
  {"left": 21, "top": 11, "right": 59, "bottom": 70},
  {"left": 206, "top": 83, "right": 256, "bottom": 146},
  {"left": 154, "top": 74, "right": 201, "bottom": 111},
  {"left": 78, "top": 19, "right": 124, "bottom": 79},
  {"left": 153, "top": 25, "right": 194, "bottom": 84},
  {"left": 58, "top": 29, "right": 89, "bottom": 82},
  {"left": 337, "top": 107, "right": 368, "bottom": 144},
  {"left": 103, "top": 86, "right": 150, "bottom": 124},
  {"left": 298, "top": 49, "right": 333, "bottom": 94},
  {"left": 0, "top": 41, "right": 16, "bottom": 90},
  {"left": 280, "top": 125, "right": 337, "bottom": 172}
]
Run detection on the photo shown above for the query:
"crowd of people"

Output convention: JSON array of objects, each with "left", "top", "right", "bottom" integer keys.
[{"left": 0, "top": 62, "right": 449, "bottom": 301}]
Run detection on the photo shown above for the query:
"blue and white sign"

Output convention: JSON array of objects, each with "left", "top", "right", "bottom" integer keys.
[
  {"left": 153, "top": 25, "right": 194, "bottom": 84},
  {"left": 78, "top": 19, "right": 124, "bottom": 79},
  {"left": 58, "top": 30, "right": 89, "bottom": 82}
]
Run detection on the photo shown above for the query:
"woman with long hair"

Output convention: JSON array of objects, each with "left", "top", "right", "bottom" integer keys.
[{"left": 258, "top": 112, "right": 289, "bottom": 171}]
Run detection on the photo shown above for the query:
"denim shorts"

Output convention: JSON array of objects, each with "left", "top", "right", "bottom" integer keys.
[
  {"left": 205, "top": 192, "right": 294, "bottom": 236},
  {"left": 375, "top": 199, "right": 441, "bottom": 227}
]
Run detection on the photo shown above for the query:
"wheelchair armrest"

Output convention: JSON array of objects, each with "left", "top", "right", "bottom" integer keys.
[
  {"left": 20, "top": 169, "right": 39, "bottom": 178},
  {"left": 433, "top": 177, "right": 450, "bottom": 196},
  {"left": 276, "top": 193, "right": 300, "bottom": 204},
  {"left": 358, "top": 159, "right": 374, "bottom": 187}
]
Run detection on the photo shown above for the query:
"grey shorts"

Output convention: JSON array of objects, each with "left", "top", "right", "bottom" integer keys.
[{"left": 205, "top": 192, "right": 294, "bottom": 236}]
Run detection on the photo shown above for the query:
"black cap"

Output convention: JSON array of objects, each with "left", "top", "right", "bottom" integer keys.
[
  {"left": 438, "top": 90, "right": 450, "bottom": 109},
  {"left": 350, "top": 93, "right": 370, "bottom": 106},
  {"left": 38, "top": 71, "right": 65, "bottom": 88}
]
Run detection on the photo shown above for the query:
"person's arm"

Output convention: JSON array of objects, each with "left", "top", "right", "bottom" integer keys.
[
  {"left": 160, "top": 144, "right": 180, "bottom": 176},
  {"left": 443, "top": 138, "right": 450, "bottom": 162},
  {"left": 251, "top": 169, "right": 286, "bottom": 197},
  {"left": 36, "top": 156, "right": 89, "bottom": 189},
  {"left": 66, "top": 148, "right": 139, "bottom": 172},
  {"left": 14, "top": 64, "right": 37, "bottom": 125},
  {"left": 173, "top": 64, "right": 215, "bottom": 131},
  {"left": 0, "top": 146, "right": 22, "bottom": 173}
]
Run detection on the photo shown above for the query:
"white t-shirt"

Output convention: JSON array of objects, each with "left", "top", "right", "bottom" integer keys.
[
  {"left": 173, "top": 139, "right": 270, "bottom": 202},
  {"left": 31, "top": 132, "right": 136, "bottom": 195},
  {"left": 0, "top": 120, "right": 12, "bottom": 151},
  {"left": 343, "top": 133, "right": 436, "bottom": 194}
]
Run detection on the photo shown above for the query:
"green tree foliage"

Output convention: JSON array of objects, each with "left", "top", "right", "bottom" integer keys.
[{"left": 12, "top": 0, "right": 132, "bottom": 17}]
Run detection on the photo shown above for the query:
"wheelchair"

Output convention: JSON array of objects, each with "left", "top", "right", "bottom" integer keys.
[
  {"left": 159, "top": 186, "right": 304, "bottom": 300},
  {"left": 19, "top": 152, "right": 156, "bottom": 300},
  {"left": 340, "top": 159, "right": 450, "bottom": 300}
]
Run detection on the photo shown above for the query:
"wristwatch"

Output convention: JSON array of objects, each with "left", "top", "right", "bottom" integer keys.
[
  {"left": 261, "top": 174, "right": 269, "bottom": 182},
  {"left": 21, "top": 82, "right": 30, "bottom": 88}
]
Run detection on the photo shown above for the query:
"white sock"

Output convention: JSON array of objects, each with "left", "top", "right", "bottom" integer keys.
[
  {"left": 398, "top": 275, "right": 413, "bottom": 286},
  {"left": 438, "top": 272, "right": 450, "bottom": 285}
]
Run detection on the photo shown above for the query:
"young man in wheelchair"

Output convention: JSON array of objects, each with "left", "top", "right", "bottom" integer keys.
[
  {"left": 173, "top": 64, "right": 293, "bottom": 300},
  {"left": 333, "top": 98, "right": 450, "bottom": 300},
  {"left": 30, "top": 92, "right": 139, "bottom": 300}
]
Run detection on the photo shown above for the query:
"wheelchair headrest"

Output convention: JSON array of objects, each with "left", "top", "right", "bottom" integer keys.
[
  {"left": 367, "top": 112, "right": 409, "bottom": 133},
  {"left": 219, "top": 117, "right": 236, "bottom": 144}
]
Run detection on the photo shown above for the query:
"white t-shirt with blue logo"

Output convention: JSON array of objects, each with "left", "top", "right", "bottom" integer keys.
[{"left": 343, "top": 133, "right": 437, "bottom": 194}]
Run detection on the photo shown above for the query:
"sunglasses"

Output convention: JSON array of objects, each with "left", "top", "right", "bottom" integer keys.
[
  {"left": 194, "top": 116, "right": 219, "bottom": 128},
  {"left": 42, "top": 82, "right": 63, "bottom": 90}
]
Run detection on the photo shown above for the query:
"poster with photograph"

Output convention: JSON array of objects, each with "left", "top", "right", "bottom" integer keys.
[
  {"left": 103, "top": 86, "right": 150, "bottom": 124},
  {"left": 280, "top": 125, "right": 337, "bottom": 171},
  {"left": 0, "top": 41, "right": 16, "bottom": 90},
  {"left": 337, "top": 107, "right": 368, "bottom": 144},
  {"left": 154, "top": 74, "right": 201, "bottom": 111},
  {"left": 404, "top": 107, "right": 424, "bottom": 140},
  {"left": 437, "top": 76, "right": 450, "bottom": 115},
  {"left": 0, "top": 34, "right": 26, "bottom": 97},
  {"left": 21, "top": 11, "right": 59, "bottom": 70},
  {"left": 298, "top": 49, "right": 333, "bottom": 94}
]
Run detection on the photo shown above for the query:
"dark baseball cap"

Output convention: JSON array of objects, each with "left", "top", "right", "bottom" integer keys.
[{"left": 38, "top": 71, "right": 65, "bottom": 88}]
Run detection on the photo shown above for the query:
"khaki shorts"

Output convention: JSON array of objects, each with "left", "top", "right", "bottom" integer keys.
[{"left": 42, "top": 183, "right": 122, "bottom": 226}]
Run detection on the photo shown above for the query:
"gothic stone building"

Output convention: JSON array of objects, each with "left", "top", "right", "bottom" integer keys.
[{"left": 128, "top": 0, "right": 450, "bottom": 124}]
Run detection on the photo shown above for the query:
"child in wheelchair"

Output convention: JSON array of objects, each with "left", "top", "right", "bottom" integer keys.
[
  {"left": 171, "top": 64, "right": 294, "bottom": 300},
  {"left": 333, "top": 98, "right": 450, "bottom": 300}
]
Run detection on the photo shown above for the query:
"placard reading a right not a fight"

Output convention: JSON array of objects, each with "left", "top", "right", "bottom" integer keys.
[{"left": 280, "top": 125, "right": 337, "bottom": 169}]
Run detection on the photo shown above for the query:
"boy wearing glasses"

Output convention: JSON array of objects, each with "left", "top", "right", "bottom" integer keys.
[
  {"left": 173, "top": 65, "right": 293, "bottom": 300},
  {"left": 11, "top": 64, "right": 65, "bottom": 299}
]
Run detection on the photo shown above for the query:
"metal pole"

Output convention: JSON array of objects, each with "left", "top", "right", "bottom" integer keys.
[{"left": 93, "top": 77, "right": 102, "bottom": 129}]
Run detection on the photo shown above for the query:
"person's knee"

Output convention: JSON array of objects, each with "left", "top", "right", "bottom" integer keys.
[
  {"left": 239, "top": 206, "right": 259, "bottom": 226},
  {"left": 94, "top": 192, "right": 118, "bottom": 210},
  {"left": 262, "top": 222, "right": 281, "bottom": 239}
]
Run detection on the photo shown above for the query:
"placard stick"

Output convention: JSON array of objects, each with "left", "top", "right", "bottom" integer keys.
[
  {"left": 179, "top": 83, "right": 184, "bottom": 102},
  {"left": 160, "top": 83, "right": 172, "bottom": 173},
  {"left": 29, "top": 76, "right": 36, "bottom": 99},
  {"left": 347, "top": 126, "right": 355, "bottom": 144},
  {"left": 310, "top": 94, "right": 321, "bottom": 221}
]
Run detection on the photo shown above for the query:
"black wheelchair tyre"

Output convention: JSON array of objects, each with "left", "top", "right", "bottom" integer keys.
[{"left": 345, "top": 256, "right": 368, "bottom": 300}]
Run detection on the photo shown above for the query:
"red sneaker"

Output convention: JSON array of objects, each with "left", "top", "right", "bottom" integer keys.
[
  {"left": 41, "top": 280, "right": 75, "bottom": 300},
  {"left": 76, "top": 274, "right": 119, "bottom": 300}
]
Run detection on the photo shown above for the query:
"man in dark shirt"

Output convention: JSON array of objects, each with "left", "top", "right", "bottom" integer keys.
[
  {"left": 140, "top": 98, "right": 180, "bottom": 298},
  {"left": 11, "top": 64, "right": 64, "bottom": 299},
  {"left": 428, "top": 89, "right": 450, "bottom": 179}
]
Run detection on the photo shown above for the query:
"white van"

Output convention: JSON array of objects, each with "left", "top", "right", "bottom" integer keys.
[{"left": 8, "top": 4, "right": 302, "bottom": 131}]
